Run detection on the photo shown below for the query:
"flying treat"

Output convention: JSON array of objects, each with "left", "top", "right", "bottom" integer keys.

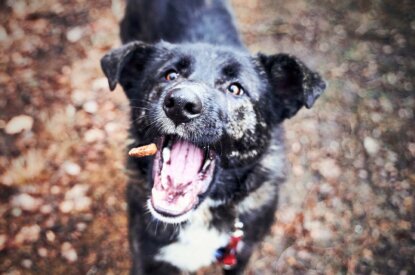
[{"left": 128, "top": 143, "right": 157, "bottom": 158}]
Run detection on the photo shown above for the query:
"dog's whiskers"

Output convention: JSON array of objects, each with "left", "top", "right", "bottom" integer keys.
[{"left": 130, "top": 105, "right": 150, "bottom": 111}]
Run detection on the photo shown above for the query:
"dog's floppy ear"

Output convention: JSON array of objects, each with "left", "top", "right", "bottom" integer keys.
[
  {"left": 258, "top": 53, "right": 326, "bottom": 119},
  {"left": 100, "top": 41, "right": 154, "bottom": 91}
]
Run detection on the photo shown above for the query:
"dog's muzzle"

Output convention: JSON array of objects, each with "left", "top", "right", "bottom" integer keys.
[{"left": 163, "top": 87, "right": 203, "bottom": 125}]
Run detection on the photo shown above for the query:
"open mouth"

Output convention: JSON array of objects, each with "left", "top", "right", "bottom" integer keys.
[{"left": 148, "top": 135, "right": 215, "bottom": 223}]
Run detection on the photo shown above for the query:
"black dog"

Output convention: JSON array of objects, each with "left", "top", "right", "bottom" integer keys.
[{"left": 101, "top": 0, "right": 325, "bottom": 274}]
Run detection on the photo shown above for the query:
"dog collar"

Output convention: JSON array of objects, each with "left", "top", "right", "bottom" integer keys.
[{"left": 215, "top": 219, "right": 244, "bottom": 269}]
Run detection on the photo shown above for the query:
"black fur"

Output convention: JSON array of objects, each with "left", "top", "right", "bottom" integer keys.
[{"left": 100, "top": 0, "right": 326, "bottom": 274}]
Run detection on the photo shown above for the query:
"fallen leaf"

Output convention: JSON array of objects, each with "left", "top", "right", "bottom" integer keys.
[
  {"left": 15, "top": 225, "right": 40, "bottom": 244},
  {"left": 61, "top": 242, "right": 78, "bottom": 262},
  {"left": 11, "top": 193, "right": 42, "bottom": 212},
  {"left": 5, "top": 115, "right": 33, "bottom": 134},
  {"left": 364, "top": 136, "right": 380, "bottom": 155}
]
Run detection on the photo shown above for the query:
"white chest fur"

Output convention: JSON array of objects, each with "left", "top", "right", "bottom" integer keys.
[{"left": 155, "top": 201, "right": 229, "bottom": 272}]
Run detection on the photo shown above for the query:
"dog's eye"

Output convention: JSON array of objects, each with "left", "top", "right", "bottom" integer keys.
[
  {"left": 227, "top": 83, "right": 244, "bottom": 96},
  {"left": 165, "top": 70, "right": 179, "bottom": 81}
]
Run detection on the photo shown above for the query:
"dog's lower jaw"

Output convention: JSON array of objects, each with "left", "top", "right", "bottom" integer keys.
[
  {"left": 150, "top": 135, "right": 216, "bottom": 221},
  {"left": 147, "top": 199, "right": 195, "bottom": 224}
]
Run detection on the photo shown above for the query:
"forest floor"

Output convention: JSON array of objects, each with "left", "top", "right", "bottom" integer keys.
[{"left": 0, "top": 0, "right": 414, "bottom": 274}]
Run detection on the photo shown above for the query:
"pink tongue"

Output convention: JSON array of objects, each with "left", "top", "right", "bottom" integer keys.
[{"left": 165, "top": 140, "right": 204, "bottom": 186}]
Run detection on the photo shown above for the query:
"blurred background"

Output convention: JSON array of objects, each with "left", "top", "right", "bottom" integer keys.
[{"left": 0, "top": 0, "right": 414, "bottom": 274}]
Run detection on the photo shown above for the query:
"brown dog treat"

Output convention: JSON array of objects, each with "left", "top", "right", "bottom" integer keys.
[{"left": 128, "top": 143, "right": 157, "bottom": 158}]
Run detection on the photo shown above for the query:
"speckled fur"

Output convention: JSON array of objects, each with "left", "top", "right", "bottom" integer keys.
[{"left": 100, "top": 0, "right": 325, "bottom": 274}]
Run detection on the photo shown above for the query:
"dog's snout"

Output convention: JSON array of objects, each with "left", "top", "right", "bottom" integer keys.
[{"left": 163, "top": 89, "right": 203, "bottom": 124}]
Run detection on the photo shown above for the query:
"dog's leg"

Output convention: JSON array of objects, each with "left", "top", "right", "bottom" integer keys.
[
  {"left": 142, "top": 261, "right": 181, "bottom": 275},
  {"left": 130, "top": 260, "right": 180, "bottom": 275},
  {"left": 129, "top": 212, "right": 146, "bottom": 275},
  {"left": 130, "top": 256, "right": 142, "bottom": 275}
]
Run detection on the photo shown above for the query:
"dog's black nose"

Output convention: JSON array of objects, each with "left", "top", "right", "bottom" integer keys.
[{"left": 163, "top": 89, "right": 203, "bottom": 124}]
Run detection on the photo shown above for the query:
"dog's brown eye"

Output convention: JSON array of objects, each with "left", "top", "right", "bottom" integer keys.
[
  {"left": 165, "top": 70, "right": 179, "bottom": 81},
  {"left": 227, "top": 83, "right": 244, "bottom": 96}
]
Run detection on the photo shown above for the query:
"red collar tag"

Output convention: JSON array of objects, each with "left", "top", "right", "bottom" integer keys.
[{"left": 215, "top": 220, "right": 244, "bottom": 269}]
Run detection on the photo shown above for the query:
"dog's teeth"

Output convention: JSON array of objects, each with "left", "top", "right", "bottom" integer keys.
[
  {"left": 202, "top": 159, "right": 211, "bottom": 172},
  {"left": 163, "top": 146, "right": 171, "bottom": 162},
  {"left": 167, "top": 194, "right": 174, "bottom": 202},
  {"left": 208, "top": 149, "right": 215, "bottom": 160}
]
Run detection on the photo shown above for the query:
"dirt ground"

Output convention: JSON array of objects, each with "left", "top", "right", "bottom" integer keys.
[{"left": 0, "top": 0, "right": 414, "bottom": 274}]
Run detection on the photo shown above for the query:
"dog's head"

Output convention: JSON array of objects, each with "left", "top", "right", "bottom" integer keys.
[{"left": 101, "top": 41, "right": 325, "bottom": 223}]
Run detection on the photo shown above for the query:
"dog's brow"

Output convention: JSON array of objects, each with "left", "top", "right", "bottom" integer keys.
[
  {"left": 177, "top": 56, "right": 192, "bottom": 69},
  {"left": 222, "top": 62, "right": 241, "bottom": 79}
]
